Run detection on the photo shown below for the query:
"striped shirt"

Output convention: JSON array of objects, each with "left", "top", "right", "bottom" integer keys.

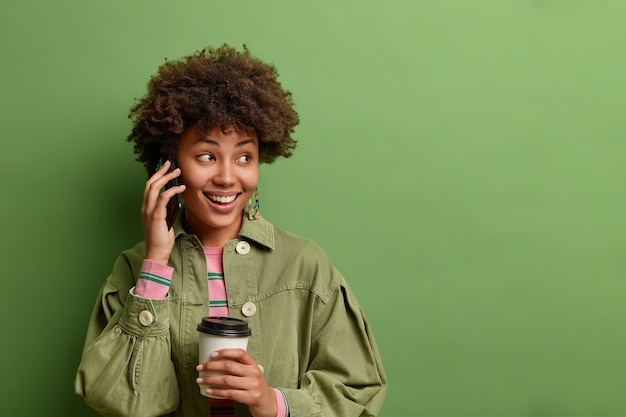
[{"left": 203, "top": 247, "right": 236, "bottom": 416}]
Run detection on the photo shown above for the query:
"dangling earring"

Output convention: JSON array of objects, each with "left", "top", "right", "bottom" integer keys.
[{"left": 246, "top": 186, "right": 260, "bottom": 220}]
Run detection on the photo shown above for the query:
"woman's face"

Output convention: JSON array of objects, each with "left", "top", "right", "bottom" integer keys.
[{"left": 176, "top": 124, "right": 259, "bottom": 246}]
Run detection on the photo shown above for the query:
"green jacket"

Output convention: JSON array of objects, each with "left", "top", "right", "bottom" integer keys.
[{"left": 75, "top": 215, "right": 387, "bottom": 416}]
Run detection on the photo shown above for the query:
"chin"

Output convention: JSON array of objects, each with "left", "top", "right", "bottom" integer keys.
[{"left": 205, "top": 211, "right": 244, "bottom": 228}]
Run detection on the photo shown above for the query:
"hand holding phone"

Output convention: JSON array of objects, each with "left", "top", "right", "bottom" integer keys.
[
  {"left": 143, "top": 157, "right": 185, "bottom": 265},
  {"left": 157, "top": 157, "right": 183, "bottom": 229}
]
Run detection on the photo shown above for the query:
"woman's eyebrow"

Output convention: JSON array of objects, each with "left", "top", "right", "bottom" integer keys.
[
  {"left": 196, "top": 137, "right": 219, "bottom": 146},
  {"left": 196, "top": 137, "right": 256, "bottom": 147},
  {"left": 234, "top": 139, "right": 256, "bottom": 147}
]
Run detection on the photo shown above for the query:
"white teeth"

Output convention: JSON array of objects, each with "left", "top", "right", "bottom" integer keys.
[{"left": 208, "top": 194, "right": 237, "bottom": 204}]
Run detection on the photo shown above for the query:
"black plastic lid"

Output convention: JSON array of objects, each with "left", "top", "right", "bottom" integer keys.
[{"left": 197, "top": 316, "right": 252, "bottom": 337}]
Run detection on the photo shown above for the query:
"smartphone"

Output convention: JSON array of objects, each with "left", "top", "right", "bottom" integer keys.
[{"left": 157, "top": 157, "right": 182, "bottom": 229}]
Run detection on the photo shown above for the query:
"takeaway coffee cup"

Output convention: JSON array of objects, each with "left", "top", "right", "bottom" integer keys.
[{"left": 197, "top": 316, "right": 252, "bottom": 398}]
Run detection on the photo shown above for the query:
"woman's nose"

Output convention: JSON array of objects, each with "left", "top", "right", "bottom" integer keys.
[{"left": 213, "top": 162, "right": 235, "bottom": 186}]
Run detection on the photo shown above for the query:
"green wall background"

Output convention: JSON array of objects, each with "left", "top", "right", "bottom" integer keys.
[{"left": 1, "top": 1, "right": 625, "bottom": 416}]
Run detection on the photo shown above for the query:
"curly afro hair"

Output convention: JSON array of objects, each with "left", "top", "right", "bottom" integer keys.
[{"left": 127, "top": 44, "right": 300, "bottom": 175}]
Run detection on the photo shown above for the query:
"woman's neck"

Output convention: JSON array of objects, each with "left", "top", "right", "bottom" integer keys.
[{"left": 183, "top": 216, "right": 242, "bottom": 247}]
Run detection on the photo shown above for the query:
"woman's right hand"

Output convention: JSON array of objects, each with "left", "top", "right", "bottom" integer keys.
[{"left": 141, "top": 160, "right": 186, "bottom": 265}]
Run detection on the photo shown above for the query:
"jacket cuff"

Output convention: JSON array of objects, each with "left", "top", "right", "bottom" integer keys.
[
  {"left": 279, "top": 388, "right": 319, "bottom": 417},
  {"left": 118, "top": 287, "right": 170, "bottom": 337}
]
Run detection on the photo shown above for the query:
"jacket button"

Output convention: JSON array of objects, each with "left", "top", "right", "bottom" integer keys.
[
  {"left": 236, "top": 241, "right": 251, "bottom": 255},
  {"left": 242, "top": 302, "right": 257, "bottom": 317},
  {"left": 138, "top": 310, "right": 153, "bottom": 326}
]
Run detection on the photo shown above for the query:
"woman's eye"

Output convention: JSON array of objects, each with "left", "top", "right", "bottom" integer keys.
[
  {"left": 198, "top": 154, "right": 214, "bottom": 162},
  {"left": 238, "top": 155, "right": 251, "bottom": 163}
]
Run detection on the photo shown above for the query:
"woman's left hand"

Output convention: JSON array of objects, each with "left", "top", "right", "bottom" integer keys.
[{"left": 196, "top": 349, "right": 278, "bottom": 417}]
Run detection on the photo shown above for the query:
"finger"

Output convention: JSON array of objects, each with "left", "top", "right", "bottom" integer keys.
[
  {"left": 197, "top": 373, "right": 246, "bottom": 389},
  {"left": 142, "top": 167, "right": 182, "bottom": 214},
  {"left": 203, "top": 386, "right": 250, "bottom": 403},
  {"left": 147, "top": 184, "right": 185, "bottom": 225},
  {"left": 142, "top": 164, "right": 169, "bottom": 214},
  {"left": 156, "top": 187, "right": 184, "bottom": 215},
  {"left": 156, "top": 183, "right": 186, "bottom": 206},
  {"left": 202, "top": 386, "right": 240, "bottom": 401},
  {"left": 146, "top": 167, "right": 181, "bottom": 196},
  {"left": 199, "top": 377, "right": 275, "bottom": 412},
  {"left": 198, "top": 358, "right": 251, "bottom": 377},
  {"left": 210, "top": 349, "right": 256, "bottom": 365},
  {"left": 198, "top": 373, "right": 263, "bottom": 397},
  {"left": 144, "top": 160, "right": 171, "bottom": 193},
  {"left": 195, "top": 351, "right": 255, "bottom": 375}
]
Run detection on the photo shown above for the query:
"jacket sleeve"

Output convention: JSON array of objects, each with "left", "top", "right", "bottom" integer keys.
[
  {"left": 74, "top": 249, "right": 180, "bottom": 417},
  {"left": 281, "top": 269, "right": 387, "bottom": 417}
]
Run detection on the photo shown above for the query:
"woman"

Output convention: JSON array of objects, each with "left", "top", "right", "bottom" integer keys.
[{"left": 75, "top": 44, "right": 387, "bottom": 417}]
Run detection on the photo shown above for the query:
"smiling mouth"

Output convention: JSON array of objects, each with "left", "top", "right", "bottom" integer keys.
[{"left": 205, "top": 193, "right": 239, "bottom": 205}]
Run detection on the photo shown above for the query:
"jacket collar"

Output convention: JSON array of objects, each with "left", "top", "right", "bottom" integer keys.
[
  {"left": 173, "top": 209, "right": 275, "bottom": 250},
  {"left": 238, "top": 215, "right": 275, "bottom": 250}
]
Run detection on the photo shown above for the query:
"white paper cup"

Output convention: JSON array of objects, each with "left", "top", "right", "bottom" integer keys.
[{"left": 197, "top": 316, "right": 252, "bottom": 398}]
